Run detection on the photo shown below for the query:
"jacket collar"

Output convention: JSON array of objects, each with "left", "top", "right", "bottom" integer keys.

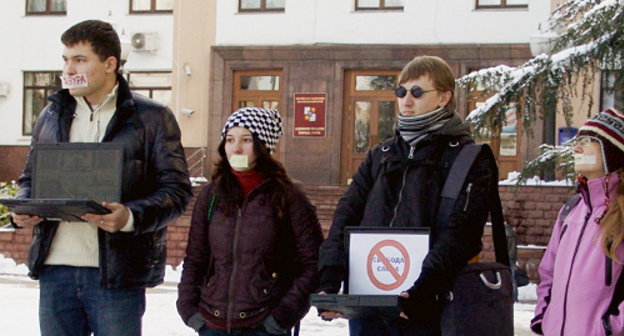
[
  {"left": 579, "top": 173, "right": 621, "bottom": 209},
  {"left": 47, "top": 74, "right": 139, "bottom": 141},
  {"left": 49, "top": 74, "right": 132, "bottom": 109}
]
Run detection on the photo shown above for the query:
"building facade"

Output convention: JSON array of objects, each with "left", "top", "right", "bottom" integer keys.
[
  {"left": 0, "top": 0, "right": 176, "bottom": 181},
  {"left": 1, "top": 1, "right": 620, "bottom": 185},
  {"left": 175, "top": 0, "right": 552, "bottom": 184}
]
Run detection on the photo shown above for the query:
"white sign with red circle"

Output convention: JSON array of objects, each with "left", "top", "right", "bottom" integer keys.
[{"left": 348, "top": 231, "right": 429, "bottom": 295}]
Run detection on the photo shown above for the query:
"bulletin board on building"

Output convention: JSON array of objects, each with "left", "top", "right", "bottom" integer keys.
[{"left": 293, "top": 93, "right": 326, "bottom": 137}]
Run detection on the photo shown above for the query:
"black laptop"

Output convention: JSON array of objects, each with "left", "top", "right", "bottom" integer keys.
[
  {"left": 0, "top": 143, "right": 123, "bottom": 222},
  {"left": 310, "top": 227, "right": 430, "bottom": 319}
]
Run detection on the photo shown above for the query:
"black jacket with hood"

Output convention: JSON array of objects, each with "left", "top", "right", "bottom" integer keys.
[
  {"left": 17, "top": 74, "right": 192, "bottom": 289},
  {"left": 318, "top": 113, "right": 498, "bottom": 324}
]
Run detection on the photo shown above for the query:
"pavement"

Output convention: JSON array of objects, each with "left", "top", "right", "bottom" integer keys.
[{"left": 0, "top": 275, "right": 537, "bottom": 336}]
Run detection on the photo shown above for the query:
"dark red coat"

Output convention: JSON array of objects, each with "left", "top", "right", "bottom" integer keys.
[{"left": 177, "top": 181, "right": 323, "bottom": 330}]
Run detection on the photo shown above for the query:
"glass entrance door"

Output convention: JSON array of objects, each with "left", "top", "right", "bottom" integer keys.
[
  {"left": 341, "top": 70, "right": 399, "bottom": 183},
  {"left": 232, "top": 70, "right": 281, "bottom": 111},
  {"left": 231, "top": 70, "right": 283, "bottom": 158}
]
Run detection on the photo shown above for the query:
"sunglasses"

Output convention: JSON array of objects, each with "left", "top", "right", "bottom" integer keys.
[{"left": 394, "top": 85, "right": 436, "bottom": 98}]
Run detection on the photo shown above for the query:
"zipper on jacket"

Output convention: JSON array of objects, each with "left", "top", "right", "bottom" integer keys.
[
  {"left": 389, "top": 167, "right": 410, "bottom": 227},
  {"left": 389, "top": 145, "right": 417, "bottom": 227},
  {"left": 559, "top": 225, "right": 568, "bottom": 241},
  {"left": 226, "top": 208, "right": 243, "bottom": 331},
  {"left": 86, "top": 101, "right": 95, "bottom": 122},
  {"left": 463, "top": 183, "right": 473, "bottom": 211},
  {"left": 560, "top": 210, "right": 592, "bottom": 336}
]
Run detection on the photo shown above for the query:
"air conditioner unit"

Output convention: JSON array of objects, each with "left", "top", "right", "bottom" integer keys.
[{"left": 131, "top": 32, "right": 159, "bottom": 52}]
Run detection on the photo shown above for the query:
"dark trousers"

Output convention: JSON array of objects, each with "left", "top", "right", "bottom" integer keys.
[
  {"left": 349, "top": 316, "right": 439, "bottom": 336},
  {"left": 39, "top": 265, "right": 146, "bottom": 336}
]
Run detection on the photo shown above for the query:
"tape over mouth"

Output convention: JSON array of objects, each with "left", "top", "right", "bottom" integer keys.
[
  {"left": 229, "top": 154, "right": 249, "bottom": 170},
  {"left": 60, "top": 74, "right": 89, "bottom": 89}
]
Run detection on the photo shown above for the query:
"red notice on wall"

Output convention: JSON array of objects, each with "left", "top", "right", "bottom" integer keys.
[{"left": 293, "top": 93, "right": 326, "bottom": 137}]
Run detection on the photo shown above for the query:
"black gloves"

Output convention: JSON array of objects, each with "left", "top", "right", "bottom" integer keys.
[
  {"left": 262, "top": 315, "right": 289, "bottom": 335},
  {"left": 398, "top": 288, "right": 440, "bottom": 323},
  {"left": 186, "top": 312, "right": 207, "bottom": 332},
  {"left": 318, "top": 265, "right": 344, "bottom": 293}
]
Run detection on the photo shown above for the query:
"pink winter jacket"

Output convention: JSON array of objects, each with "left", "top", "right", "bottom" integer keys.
[{"left": 532, "top": 175, "right": 624, "bottom": 336}]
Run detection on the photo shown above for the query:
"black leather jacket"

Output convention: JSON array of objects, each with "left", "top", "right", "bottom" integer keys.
[
  {"left": 318, "top": 114, "right": 498, "bottom": 317},
  {"left": 17, "top": 74, "right": 192, "bottom": 289}
]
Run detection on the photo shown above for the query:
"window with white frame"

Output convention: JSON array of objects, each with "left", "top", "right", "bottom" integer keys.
[
  {"left": 355, "top": 0, "right": 404, "bottom": 10},
  {"left": 127, "top": 72, "right": 172, "bottom": 107},
  {"left": 23, "top": 72, "right": 62, "bottom": 136},
  {"left": 239, "top": 0, "right": 285, "bottom": 12},
  {"left": 26, "top": 0, "right": 66, "bottom": 15},
  {"left": 130, "top": 0, "right": 173, "bottom": 14},
  {"left": 476, "top": 0, "right": 528, "bottom": 9}
]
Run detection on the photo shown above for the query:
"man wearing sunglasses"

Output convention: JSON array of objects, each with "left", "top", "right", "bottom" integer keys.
[{"left": 318, "top": 56, "right": 499, "bottom": 336}]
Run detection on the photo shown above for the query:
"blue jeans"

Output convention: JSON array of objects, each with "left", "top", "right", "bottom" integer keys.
[
  {"left": 39, "top": 265, "right": 146, "bottom": 336},
  {"left": 198, "top": 325, "right": 290, "bottom": 336}
]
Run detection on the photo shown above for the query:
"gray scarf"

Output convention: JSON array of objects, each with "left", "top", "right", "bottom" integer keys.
[{"left": 397, "top": 106, "right": 453, "bottom": 146}]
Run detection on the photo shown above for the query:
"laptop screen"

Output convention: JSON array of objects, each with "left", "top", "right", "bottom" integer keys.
[
  {"left": 345, "top": 227, "right": 430, "bottom": 295},
  {"left": 32, "top": 143, "right": 123, "bottom": 202}
]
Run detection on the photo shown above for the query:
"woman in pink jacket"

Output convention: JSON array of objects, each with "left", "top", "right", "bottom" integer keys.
[{"left": 531, "top": 108, "right": 624, "bottom": 336}]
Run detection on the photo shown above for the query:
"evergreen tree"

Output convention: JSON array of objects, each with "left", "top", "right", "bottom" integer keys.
[{"left": 457, "top": 0, "right": 623, "bottom": 183}]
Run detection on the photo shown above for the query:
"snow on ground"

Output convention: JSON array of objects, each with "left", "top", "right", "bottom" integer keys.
[
  {"left": 498, "top": 171, "right": 573, "bottom": 187},
  {"left": 0, "top": 254, "right": 536, "bottom": 335}
]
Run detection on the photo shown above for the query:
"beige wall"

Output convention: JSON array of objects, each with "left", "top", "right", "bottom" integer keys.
[
  {"left": 172, "top": 0, "right": 216, "bottom": 149},
  {"left": 554, "top": 72, "right": 603, "bottom": 143}
]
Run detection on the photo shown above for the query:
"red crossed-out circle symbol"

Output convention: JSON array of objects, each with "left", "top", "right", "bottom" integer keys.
[{"left": 366, "top": 239, "right": 411, "bottom": 291}]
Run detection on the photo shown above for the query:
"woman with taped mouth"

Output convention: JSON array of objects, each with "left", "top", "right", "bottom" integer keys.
[
  {"left": 177, "top": 107, "right": 323, "bottom": 336},
  {"left": 532, "top": 108, "right": 624, "bottom": 336}
]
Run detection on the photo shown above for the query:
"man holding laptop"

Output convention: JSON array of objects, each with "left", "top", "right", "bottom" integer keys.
[
  {"left": 317, "top": 56, "right": 499, "bottom": 336},
  {"left": 11, "top": 20, "right": 192, "bottom": 336}
]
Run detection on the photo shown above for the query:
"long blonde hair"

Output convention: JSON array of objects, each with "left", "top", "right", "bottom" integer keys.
[{"left": 600, "top": 171, "right": 624, "bottom": 263}]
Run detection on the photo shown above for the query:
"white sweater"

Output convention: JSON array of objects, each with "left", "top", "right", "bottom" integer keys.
[{"left": 45, "top": 86, "right": 118, "bottom": 267}]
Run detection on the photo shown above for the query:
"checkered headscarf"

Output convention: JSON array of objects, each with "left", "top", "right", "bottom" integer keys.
[
  {"left": 221, "top": 107, "right": 283, "bottom": 153},
  {"left": 577, "top": 108, "right": 624, "bottom": 173}
]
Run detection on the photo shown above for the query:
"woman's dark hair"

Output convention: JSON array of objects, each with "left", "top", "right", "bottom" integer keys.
[
  {"left": 61, "top": 20, "right": 121, "bottom": 72},
  {"left": 211, "top": 135, "right": 292, "bottom": 218}
]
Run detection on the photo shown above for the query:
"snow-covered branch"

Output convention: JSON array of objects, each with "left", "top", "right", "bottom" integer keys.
[
  {"left": 459, "top": 0, "right": 622, "bottom": 131},
  {"left": 457, "top": 1, "right": 623, "bottom": 181}
]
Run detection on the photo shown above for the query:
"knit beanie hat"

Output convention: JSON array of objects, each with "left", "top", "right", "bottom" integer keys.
[
  {"left": 577, "top": 108, "right": 624, "bottom": 173},
  {"left": 221, "top": 107, "right": 283, "bottom": 154}
]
